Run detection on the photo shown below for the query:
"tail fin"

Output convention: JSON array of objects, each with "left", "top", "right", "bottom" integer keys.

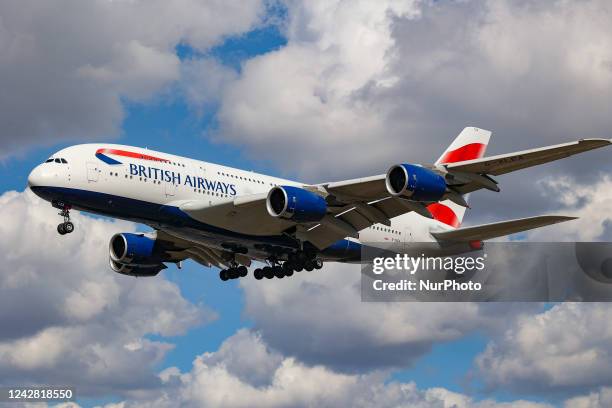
[
  {"left": 427, "top": 199, "right": 468, "bottom": 229},
  {"left": 429, "top": 127, "right": 491, "bottom": 229},
  {"left": 435, "top": 127, "right": 491, "bottom": 165}
]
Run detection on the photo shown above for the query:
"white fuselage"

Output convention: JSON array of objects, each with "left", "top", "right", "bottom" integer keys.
[{"left": 27, "top": 143, "right": 451, "bottom": 261}]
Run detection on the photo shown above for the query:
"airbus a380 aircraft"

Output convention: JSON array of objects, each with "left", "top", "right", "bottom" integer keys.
[{"left": 27, "top": 127, "right": 611, "bottom": 281}]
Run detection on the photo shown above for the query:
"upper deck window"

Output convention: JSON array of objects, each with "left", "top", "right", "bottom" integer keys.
[
  {"left": 54, "top": 158, "right": 61, "bottom": 163},
  {"left": 45, "top": 159, "right": 53, "bottom": 163},
  {"left": 60, "top": 158, "right": 67, "bottom": 164}
]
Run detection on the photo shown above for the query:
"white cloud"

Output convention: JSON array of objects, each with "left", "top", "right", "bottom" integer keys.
[
  {"left": 526, "top": 175, "right": 612, "bottom": 241},
  {"left": 0, "top": 190, "right": 212, "bottom": 395},
  {"left": 104, "top": 329, "right": 553, "bottom": 408},
  {"left": 180, "top": 58, "right": 239, "bottom": 115},
  {"left": 237, "top": 262, "right": 535, "bottom": 372},
  {"left": 564, "top": 387, "right": 612, "bottom": 408},
  {"left": 476, "top": 303, "right": 612, "bottom": 395},
  {"left": 213, "top": 0, "right": 612, "bottom": 226},
  {"left": 0, "top": 0, "right": 265, "bottom": 158}
]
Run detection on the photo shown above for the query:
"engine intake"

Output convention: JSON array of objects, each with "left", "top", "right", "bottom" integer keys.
[
  {"left": 109, "top": 233, "right": 156, "bottom": 264},
  {"left": 266, "top": 186, "right": 327, "bottom": 223},
  {"left": 385, "top": 164, "right": 446, "bottom": 202}
]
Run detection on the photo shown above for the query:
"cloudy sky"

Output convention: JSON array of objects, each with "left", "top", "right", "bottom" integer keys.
[{"left": 1, "top": 0, "right": 612, "bottom": 407}]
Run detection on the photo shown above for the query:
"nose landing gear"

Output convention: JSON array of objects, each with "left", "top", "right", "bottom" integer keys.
[{"left": 55, "top": 203, "right": 74, "bottom": 235}]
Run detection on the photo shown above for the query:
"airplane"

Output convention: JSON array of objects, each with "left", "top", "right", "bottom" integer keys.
[{"left": 26, "top": 127, "right": 611, "bottom": 281}]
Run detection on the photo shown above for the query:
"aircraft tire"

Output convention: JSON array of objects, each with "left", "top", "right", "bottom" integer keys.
[
  {"left": 263, "top": 266, "right": 274, "bottom": 279},
  {"left": 237, "top": 265, "right": 248, "bottom": 277},
  {"left": 273, "top": 266, "right": 284, "bottom": 279},
  {"left": 63, "top": 221, "right": 74, "bottom": 234}
]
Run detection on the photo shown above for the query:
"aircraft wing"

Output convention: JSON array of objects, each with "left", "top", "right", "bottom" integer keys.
[
  {"left": 177, "top": 192, "right": 430, "bottom": 249},
  {"left": 174, "top": 137, "right": 610, "bottom": 250},
  {"left": 444, "top": 138, "right": 611, "bottom": 194},
  {"left": 430, "top": 215, "right": 577, "bottom": 242}
]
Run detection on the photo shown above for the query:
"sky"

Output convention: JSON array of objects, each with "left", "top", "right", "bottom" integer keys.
[{"left": 1, "top": 0, "right": 612, "bottom": 407}]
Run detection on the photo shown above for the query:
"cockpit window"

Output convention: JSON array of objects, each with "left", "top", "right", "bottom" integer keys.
[
  {"left": 60, "top": 158, "right": 67, "bottom": 164},
  {"left": 45, "top": 159, "right": 53, "bottom": 163},
  {"left": 54, "top": 158, "right": 61, "bottom": 163}
]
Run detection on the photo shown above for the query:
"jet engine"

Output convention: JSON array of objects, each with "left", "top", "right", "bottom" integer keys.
[
  {"left": 385, "top": 164, "right": 446, "bottom": 202},
  {"left": 109, "top": 232, "right": 171, "bottom": 277},
  {"left": 266, "top": 185, "right": 327, "bottom": 223},
  {"left": 110, "top": 232, "right": 160, "bottom": 264}
]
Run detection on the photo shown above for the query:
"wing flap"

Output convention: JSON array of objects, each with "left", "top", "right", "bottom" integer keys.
[{"left": 431, "top": 215, "right": 577, "bottom": 242}]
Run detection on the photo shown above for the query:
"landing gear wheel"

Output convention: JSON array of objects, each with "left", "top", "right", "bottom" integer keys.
[
  {"left": 227, "top": 268, "right": 239, "bottom": 279},
  {"left": 273, "top": 266, "right": 284, "bottom": 279},
  {"left": 254, "top": 268, "right": 264, "bottom": 280},
  {"left": 237, "top": 265, "right": 248, "bottom": 277},
  {"left": 220, "top": 270, "right": 229, "bottom": 281},
  {"left": 56, "top": 204, "right": 74, "bottom": 235},
  {"left": 282, "top": 262, "right": 294, "bottom": 273},
  {"left": 63, "top": 221, "right": 74, "bottom": 234},
  {"left": 294, "top": 262, "right": 304, "bottom": 272},
  {"left": 314, "top": 259, "right": 323, "bottom": 270},
  {"left": 285, "top": 269, "right": 294, "bottom": 277},
  {"left": 263, "top": 266, "right": 274, "bottom": 279},
  {"left": 305, "top": 260, "right": 315, "bottom": 272}
]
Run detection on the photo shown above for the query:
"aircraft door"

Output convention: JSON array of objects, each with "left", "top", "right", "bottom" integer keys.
[{"left": 86, "top": 162, "right": 99, "bottom": 182}]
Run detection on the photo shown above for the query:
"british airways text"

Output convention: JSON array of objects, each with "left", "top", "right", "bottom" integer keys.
[{"left": 129, "top": 164, "right": 237, "bottom": 195}]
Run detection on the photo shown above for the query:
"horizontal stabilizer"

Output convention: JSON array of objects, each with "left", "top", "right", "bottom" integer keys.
[{"left": 431, "top": 215, "right": 577, "bottom": 242}]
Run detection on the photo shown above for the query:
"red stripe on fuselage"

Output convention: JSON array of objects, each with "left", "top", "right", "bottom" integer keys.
[
  {"left": 95, "top": 148, "right": 169, "bottom": 163},
  {"left": 439, "top": 143, "right": 486, "bottom": 164},
  {"left": 427, "top": 203, "right": 460, "bottom": 228}
]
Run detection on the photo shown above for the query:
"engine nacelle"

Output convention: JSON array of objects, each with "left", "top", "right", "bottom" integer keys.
[
  {"left": 109, "top": 233, "right": 157, "bottom": 264},
  {"left": 385, "top": 164, "right": 446, "bottom": 202},
  {"left": 109, "top": 258, "right": 165, "bottom": 277},
  {"left": 266, "top": 185, "right": 327, "bottom": 223}
]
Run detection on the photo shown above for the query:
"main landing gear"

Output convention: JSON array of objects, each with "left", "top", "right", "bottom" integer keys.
[
  {"left": 219, "top": 265, "right": 248, "bottom": 281},
  {"left": 252, "top": 253, "right": 323, "bottom": 281},
  {"left": 55, "top": 203, "right": 74, "bottom": 235}
]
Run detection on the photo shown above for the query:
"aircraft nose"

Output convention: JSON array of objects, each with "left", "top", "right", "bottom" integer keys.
[{"left": 27, "top": 165, "right": 45, "bottom": 188}]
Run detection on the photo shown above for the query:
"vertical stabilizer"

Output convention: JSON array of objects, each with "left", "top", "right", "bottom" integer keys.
[
  {"left": 435, "top": 127, "right": 491, "bottom": 165},
  {"left": 430, "top": 127, "right": 492, "bottom": 228}
]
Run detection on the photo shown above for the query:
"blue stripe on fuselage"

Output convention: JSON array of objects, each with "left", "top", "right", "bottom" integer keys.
[{"left": 95, "top": 153, "right": 122, "bottom": 165}]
